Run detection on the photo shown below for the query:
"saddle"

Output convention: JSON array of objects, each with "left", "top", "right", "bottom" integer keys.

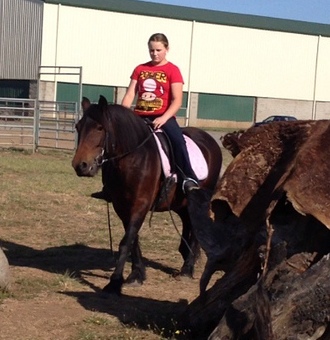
[{"left": 147, "top": 125, "right": 209, "bottom": 182}]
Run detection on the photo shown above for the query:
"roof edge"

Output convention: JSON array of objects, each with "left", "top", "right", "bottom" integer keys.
[{"left": 43, "top": 0, "right": 330, "bottom": 37}]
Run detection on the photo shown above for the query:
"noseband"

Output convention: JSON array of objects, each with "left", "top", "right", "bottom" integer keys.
[{"left": 95, "top": 147, "right": 106, "bottom": 166}]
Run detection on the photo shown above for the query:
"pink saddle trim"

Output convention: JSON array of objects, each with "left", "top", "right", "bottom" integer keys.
[{"left": 152, "top": 132, "right": 208, "bottom": 180}]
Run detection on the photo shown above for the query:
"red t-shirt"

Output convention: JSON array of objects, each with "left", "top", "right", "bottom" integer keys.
[{"left": 131, "top": 61, "right": 184, "bottom": 116}]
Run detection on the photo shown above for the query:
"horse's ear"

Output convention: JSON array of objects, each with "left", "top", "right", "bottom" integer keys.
[
  {"left": 98, "top": 95, "right": 108, "bottom": 110},
  {"left": 81, "top": 97, "right": 91, "bottom": 112}
]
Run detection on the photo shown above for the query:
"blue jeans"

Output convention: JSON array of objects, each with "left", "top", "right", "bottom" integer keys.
[{"left": 146, "top": 116, "right": 198, "bottom": 182}]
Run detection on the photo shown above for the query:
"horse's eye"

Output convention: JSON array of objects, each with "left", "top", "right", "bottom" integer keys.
[{"left": 97, "top": 126, "right": 103, "bottom": 132}]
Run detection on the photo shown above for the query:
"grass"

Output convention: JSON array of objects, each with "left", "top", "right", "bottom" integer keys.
[
  {"left": 0, "top": 149, "right": 108, "bottom": 247},
  {"left": 0, "top": 290, "right": 12, "bottom": 304}
]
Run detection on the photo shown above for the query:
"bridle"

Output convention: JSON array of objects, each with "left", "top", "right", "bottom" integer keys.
[{"left": 95, "top": 148, "right": 106, "bottom": 166}]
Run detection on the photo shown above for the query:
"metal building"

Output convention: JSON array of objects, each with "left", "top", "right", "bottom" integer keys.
[
  {"left": 1, "top": 0, "right": 330, "bottom": 128},
  {"left": 0, "top": 0, "right": 43, "bottom": 97}
]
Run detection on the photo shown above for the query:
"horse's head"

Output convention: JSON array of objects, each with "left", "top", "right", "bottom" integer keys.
[{"left": 72, "top": 96, "right": 108, "bottom": 177}]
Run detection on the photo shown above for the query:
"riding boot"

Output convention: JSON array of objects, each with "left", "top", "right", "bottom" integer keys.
[
  {"left": 159, "top": 116, "right": 200, "bottom": 194},
  {"left": 182, "top": 177, "right": 200, "bottom": 193},
  {"left": 91, "top": 163, "right": 112, "bottom": 201},
  {"left": 91, "top": 186, "right": 112, "bottom": 202}
]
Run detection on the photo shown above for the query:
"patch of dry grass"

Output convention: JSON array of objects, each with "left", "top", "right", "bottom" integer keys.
[{"left": 0, "top": 146, "right": 229, "bottom": 339}]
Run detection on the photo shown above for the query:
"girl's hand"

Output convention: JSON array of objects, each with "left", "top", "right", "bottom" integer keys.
[{"left": 153, "top": 116, "right": 168, "bottom": 129}]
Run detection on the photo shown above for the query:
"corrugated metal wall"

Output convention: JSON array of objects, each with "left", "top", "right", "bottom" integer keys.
[{"left": 0, "top": 0, "right": 43, "bottom": 80}]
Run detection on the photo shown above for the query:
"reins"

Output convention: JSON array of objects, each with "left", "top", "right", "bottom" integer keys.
[
  {"left": 100, "top": 130, "right": 154, "bottom": 164},
  {"left": 91, "top": 115, "right": 194, "bottom": 258},
  {"left": 148, "top": 176, "right": 194, "bottom": 256},
  {"left": 106, "top": 202, "right": 114, "bottom": 257},
  {"left": 100, "top": 123, "right": 154, "bottom": 257}
]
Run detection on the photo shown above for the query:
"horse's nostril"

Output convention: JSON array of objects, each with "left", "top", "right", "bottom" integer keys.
[
  {"left": 79, "top": 162, "right": 88, "bottom": 171},
  {"left": 73, "top": 162, "right": 88, "bottom": 176}
]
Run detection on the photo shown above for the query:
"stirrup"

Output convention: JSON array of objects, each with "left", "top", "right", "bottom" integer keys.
[{"left": 182, "top": 178, "right": 200, "bottom": 194}]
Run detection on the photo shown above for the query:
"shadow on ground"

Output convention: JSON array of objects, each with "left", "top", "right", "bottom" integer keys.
[
  {"left": 0, "top": 240, "right": 192, "bottom": 339},
  {"left": 1, "top": 240, "right": 180, "bottom": 283},
  {"left": 62, "top": 290, "right": 190, "bottom": 338}
]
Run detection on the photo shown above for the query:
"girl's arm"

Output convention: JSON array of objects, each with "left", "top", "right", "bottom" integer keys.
[{"left": 121, "top": 79, "right": 138, "bottom": 109}]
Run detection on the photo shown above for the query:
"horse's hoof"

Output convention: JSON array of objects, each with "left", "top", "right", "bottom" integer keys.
[
  {"left": 124, "top": 280, "right": 143, "bottom": 288},
  {"left": 102, "top": 281, "right": 122, "bottom": 296},
  {"left": 125, "top": 271, "right": 146, "bottom": 286},
  {"left": 178, "top": 267, "right": 194, "bottom": 278},
  {"left": 172, "top": 269, "right": 193, "bottom": 280}
]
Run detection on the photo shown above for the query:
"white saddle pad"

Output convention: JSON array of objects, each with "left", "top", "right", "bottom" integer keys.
[{"left": 153, "top": 132, "right": 208, "bottom": 181}]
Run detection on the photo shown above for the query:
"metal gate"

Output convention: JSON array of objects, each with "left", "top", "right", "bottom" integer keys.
[
  {"left": 0, "top": 97, "right": 79, "bottom": 152},
  {"left": 35, "top": 65, "right": 83, "bottom": 151},
  {"left": 0, "top": 97, "right": 37, "bottom": 150},
  {"left": 0, "top": 67, "right": 83, "bottom": 152},
  {"left": 36, "top": 100, "right": 78, "bottom": 150}
]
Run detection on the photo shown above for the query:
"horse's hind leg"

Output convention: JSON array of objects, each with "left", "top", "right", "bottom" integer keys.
[
  {"left": 125, "top": 234, "right": 146, "bottom": 286},
  {"left": 177, "top": 208, "right": 200, "bottom": 277}
]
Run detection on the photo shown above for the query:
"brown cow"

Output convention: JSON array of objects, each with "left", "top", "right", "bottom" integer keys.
[
  {"left": 192, "top": 120, "right": 324, "bottom": 293},
  {"left": 186, "top": 120, "right": 330, "bottom": 339},
  {"left": 215, "top": 119, "right": 330, "bottom": 276}
]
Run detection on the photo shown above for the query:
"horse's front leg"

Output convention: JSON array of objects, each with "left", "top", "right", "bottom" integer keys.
[
  {"left": 102, "top": 219, "right": 145, "bottom": 295},
  {"left": 125, "top": 234, "right": 146, "bottom": 286}
]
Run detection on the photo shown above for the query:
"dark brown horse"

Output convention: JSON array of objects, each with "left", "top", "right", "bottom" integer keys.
[{"left": 72, "top": 95, "right": 222, "bottom": 295}]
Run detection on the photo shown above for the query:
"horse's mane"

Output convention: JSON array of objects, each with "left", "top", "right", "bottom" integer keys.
[
  {"left": 105, "top": 104, "right": 151, "bottom": 153},
  {"left": 84, "top": 102, "right": 151, "bottom": 153}
]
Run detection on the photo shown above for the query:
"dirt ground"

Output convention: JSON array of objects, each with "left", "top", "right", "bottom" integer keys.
[
  {"left": 0, "top": 245, "right": 215, "bottom": 340},
  {"left": 0, "top": 148, "right": 226, "bottom": 340}
]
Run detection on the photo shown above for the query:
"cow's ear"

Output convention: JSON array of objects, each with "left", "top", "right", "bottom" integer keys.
[
  {"left": 81, "top": 97, "right": 90, "bottom": 112},
  {"left": 98, "top": 95, "right": 108, "bottom": 110}
]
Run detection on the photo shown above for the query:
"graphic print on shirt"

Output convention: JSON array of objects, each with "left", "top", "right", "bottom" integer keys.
[{"left": 135, "top": 70, "right": 167, "bottom": 112}]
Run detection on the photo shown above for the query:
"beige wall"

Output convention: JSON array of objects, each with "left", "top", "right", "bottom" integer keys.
[
  {"left": 256, "top": 98, "right": 330, "bottom": 121},
  {"left": 256, "top": 98, "right": 314, "bottom": 120},
  {"left": 314, "top": 37, "right": 330, "bottom": 101},
  {"left": 41, "top": 3, "right": 330, "bottom": 123},
  {"left": 41, "top": 4, "right": 193, "bottom": 87},
  {"left": 190, "top": 23, "right": 319, "bottom": 100}
]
